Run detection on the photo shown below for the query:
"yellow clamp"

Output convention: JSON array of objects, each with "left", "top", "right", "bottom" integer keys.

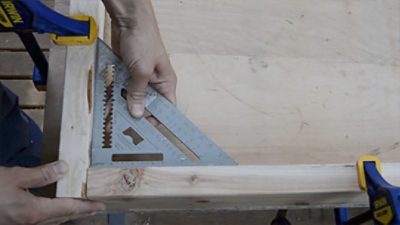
[
  {"left": 51, "top": 15, "right": 98, "bottom": 46},
  {"left": 35, "top": 84, "right": 46, "bottom": 92},
  {"left": 357, "top": 155, "right": 382, "bottom": 192}
]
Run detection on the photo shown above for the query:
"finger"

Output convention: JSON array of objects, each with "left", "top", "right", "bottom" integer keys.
[
  {"left": 127, "top": 69, "right": 152, "bottom": 118},
  {"left": 15, "top": 161, "right": 68, "bottom": 189},
  {"left": 155, "top": 58, "right": 177, "bottom": 105},
  {"left": 36, "top": 197, "right": 105, "bottom": 222}
]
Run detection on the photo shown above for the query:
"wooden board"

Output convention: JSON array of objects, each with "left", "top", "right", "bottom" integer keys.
[
  {"left": 87, "top": 163, "right": 400, "bottom": 210},
  {"left": 155, "top": 0, "right": 400, "bottom": 60},
  {"left": 40, "top": 0, "right": 68, "bottom": 198},
  {"left": 172, "top": 55, "right": 400, "bottom": 165},
  {"left": 150, "top": 0, "right": 400, "bottom": 165},
  {"left": 55, "top": 0, "right": 106, "bottom": 198}
]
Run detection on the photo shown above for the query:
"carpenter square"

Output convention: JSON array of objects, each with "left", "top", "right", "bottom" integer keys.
[{"left": 91, "top": 40, "right": 236, "bottom": 167}]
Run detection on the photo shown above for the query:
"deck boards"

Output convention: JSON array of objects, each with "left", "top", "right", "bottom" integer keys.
[
  {"left": 0, "top": 52, "right": 37, "bottom": 77},
  {"left": 0, "top": 35, "right": 48, "bottom": 129},
  {"left": 0, "top": 80, "right": 46, "bottom": 106},
  {"left": 0, "top": 33, "right": 50, "bottom": 50}
]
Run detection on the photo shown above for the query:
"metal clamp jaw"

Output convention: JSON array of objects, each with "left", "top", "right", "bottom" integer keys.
[{"left": 336, "top": 155, "right": 400, "bottom": 225}]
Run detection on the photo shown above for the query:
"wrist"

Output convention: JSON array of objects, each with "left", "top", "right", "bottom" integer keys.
[{"left": 103, "top": 0, "right": 157, "bottom": 29}]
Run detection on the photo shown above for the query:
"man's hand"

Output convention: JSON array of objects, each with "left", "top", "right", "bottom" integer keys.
[
  {"left": 0, "top": 161, "right": 105, "bottom": 225},
  {"left": 103, "top": 0, "right": 177, "bottom": 118}
]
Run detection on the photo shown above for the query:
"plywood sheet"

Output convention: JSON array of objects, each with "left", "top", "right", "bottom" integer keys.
[{"left": 149, "top": 0, "right": 400, "bottom": 164}]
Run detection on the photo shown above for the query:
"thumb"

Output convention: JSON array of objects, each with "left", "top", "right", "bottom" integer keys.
[
  {"left": 127, "top": 71, "right": 152, "bottom": 118},
  {"left": 15, "top": 161, "right": 68, "bottom": 189}
]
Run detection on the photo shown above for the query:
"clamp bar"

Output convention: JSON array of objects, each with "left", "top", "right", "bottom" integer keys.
[
  {"left": 0, "top": 0, "right": 98, "bottom": 90},
  {"left": 1, "top": 0, "right": 89, "bottom": 37}
]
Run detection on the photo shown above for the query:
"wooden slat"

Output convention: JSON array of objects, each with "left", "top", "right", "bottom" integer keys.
[
  {"left": 0, "top": 80, "right": 45, "bottom": 106},
  {"left": 0, "top": 52, "right": 49, "bottom": 77},
  {"left": 40, "top": 0, "right": 69, "bottom": 198},
  {"left": 0, "top": 33, "right": 50, "bottom": 50},
  {"left": 24, "top": 109, "right": 45, "bottom": 130},
  {"left": 87, "top": 163, "right": 400, "bottom": 210},
  {"left": 55, "top": 0, "right": 106, "bottom": 198}
]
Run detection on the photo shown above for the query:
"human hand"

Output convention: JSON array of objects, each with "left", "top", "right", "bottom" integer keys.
[
  {"left": 103, "top": 0, "right": 177, "bottom": 118},
  {"left": 0, "top": 161, "right": 105, "bottom": 225}
]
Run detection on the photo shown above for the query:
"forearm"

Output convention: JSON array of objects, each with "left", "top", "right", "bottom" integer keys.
[{"left": 102, "top": 0, "right": 159, "bottom": 30}]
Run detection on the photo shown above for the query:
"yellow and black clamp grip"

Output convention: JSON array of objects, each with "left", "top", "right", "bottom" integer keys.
[
  {"left": 50, "top": 15, "right": 98, "bottom": 46},
  {"left": 357, "top": 155, "right": 399, "bottom": 225},
  {"left": 0, "top": 0, "right": 98, "bottom": 91},
  {"left": 335, "top": 156, "right": 400, "bottom": 225}
]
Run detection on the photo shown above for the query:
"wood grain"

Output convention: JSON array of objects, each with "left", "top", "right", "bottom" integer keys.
[
  {"left": 0, "top": 52, "right": 49, "bottom": 77},
  {"left": 87, "top": 163, "right": 400, "bottom": 210},
  {"left": 0, "top": 33, "right": 50, "bottom": 50},
  {"left": 172, "top": 55, "right": 400, "bottom": 164},
  {"left": 154, "top": 0, "right": 400, "bottom": 61},
  {"left": 149, "top": 0, "right": 400, "bottom": 164},
  {"left": 40, "top": 0, "right": 68, "bottom": 198},
  {"left": 55, "top": 0, "right": 105, "bottom": 198}
]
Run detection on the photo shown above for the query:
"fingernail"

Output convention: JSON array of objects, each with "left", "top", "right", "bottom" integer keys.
[
  {"left": 53, "top": 161, "right": 68, "bottom": 175},
  {"left": 130, "top": 103, "right": 144, "bottom": 118}
]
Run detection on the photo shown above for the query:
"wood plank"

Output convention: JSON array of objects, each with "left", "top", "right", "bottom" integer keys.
[
  {"left": 55, "top": 0, "right": 106, "bottom": 198},
  {"left": 0, "top": 33, "right": 50, "bottom": 50},
  {"left": 0, "top": 80, "right": 46, "bottom": 106},
  {"left": 172, "top": 54, "right": 400, "bottom": 165},
  {"left": 40, "top": 0, "right": 69, "bottom": 198},
  {"left": 151, "top": 0, "right": 400, "bottom": 164},
  {"left": 0, "top": 52, "right": 49, "bottom": 77},
  {"left": 154, "top": 0, "right": 400, "bottom": 62},
  {"left": 87, "top": 163, "right": 400, "bottom": 210},
  {"left": 24, "top": 109, "right": 45, "bottom": 130}
]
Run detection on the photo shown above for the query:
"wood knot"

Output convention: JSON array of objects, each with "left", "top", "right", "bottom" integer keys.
[
  {"left": 120, "top": 170, "right": 142, "bottom": 191},
  {"left": 189, "top": 175, "right": 198, "bottom": 185}
]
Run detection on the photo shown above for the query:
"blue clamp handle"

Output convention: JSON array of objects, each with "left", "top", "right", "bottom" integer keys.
[
  {"left": 0, "top": 0, "right": 93, "bottom": 91},
  {"left": 336, "top": 156, "right": 400, "bottom": 225},
  {"left": 363, "top": 161, "right": 400, "bottom": 225}
]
